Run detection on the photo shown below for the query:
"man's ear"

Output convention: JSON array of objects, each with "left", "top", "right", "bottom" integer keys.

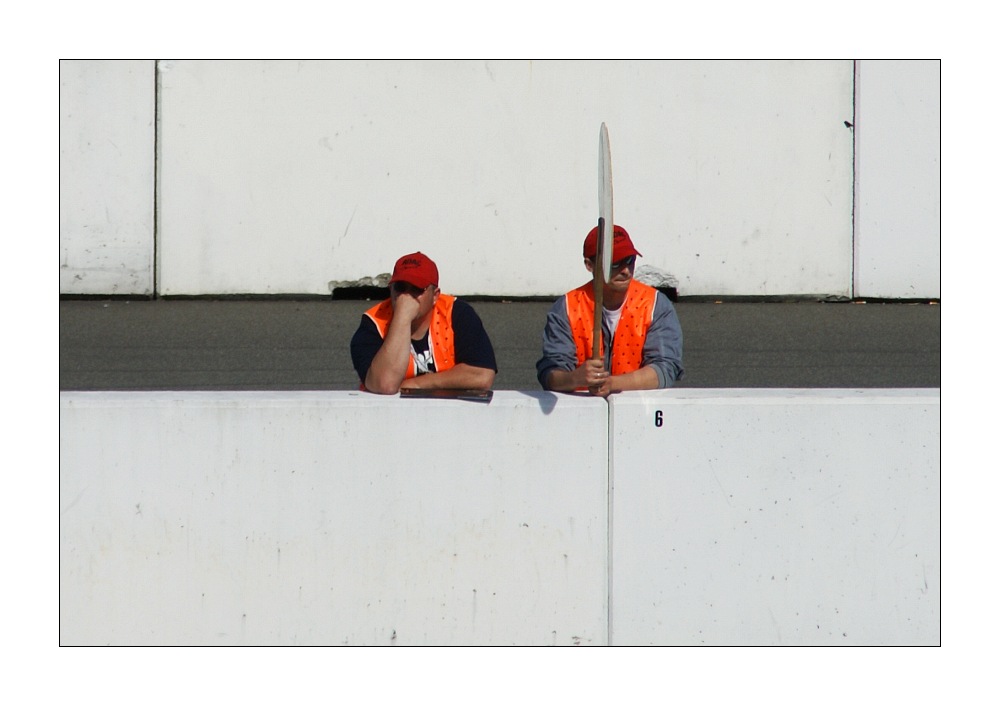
[{"left": 584, "top": 258, "right": 595, "bottom": 274}]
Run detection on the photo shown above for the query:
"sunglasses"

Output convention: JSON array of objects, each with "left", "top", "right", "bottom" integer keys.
[
  {"left": 391, "top": 281, "right": 433, "bottom": 296},
  {"left": 610, "top": 255, "right": 637, "bottom": 271}
]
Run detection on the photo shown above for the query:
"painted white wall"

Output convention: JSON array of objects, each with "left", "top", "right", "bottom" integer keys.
[
  {"left": 57, "top": 60, "right": 940, "bottom": 299},
  {"left": 155, "top": 60, "right": 854, "bottom": 297},
  {"left": 59, "top": 391, "right": 609, "bottom": 646},
  {"left": 610, "top": 389, "right": 940, "bottom": 646},
  {"left": 855, "top": 60, "right": 941, "bottom": 299},
  {"left": 60, "top": 60, "right": 155, "bottom": 296},
  {"left": 60, "top": 388, "right": 939, "bottom": 646}
]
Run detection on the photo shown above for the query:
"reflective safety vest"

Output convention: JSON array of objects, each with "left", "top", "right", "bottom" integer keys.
[
  {"left": 362, "top": 293, "right": 457, "bottom": 384},
  {"left": 565, "top": 279, "right": 657, "bottom": 375}
]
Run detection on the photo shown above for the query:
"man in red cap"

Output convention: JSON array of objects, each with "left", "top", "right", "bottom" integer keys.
[
  {"left": 351, "top": 252, "right": 497, "bottom": 394},
  {"left": 536, "top": 225, "right": 683, "bottom": 397}
]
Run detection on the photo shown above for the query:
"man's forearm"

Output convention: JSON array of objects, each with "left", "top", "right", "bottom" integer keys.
[
  {"left": 609, "top": 365, "right": 660, "bottom": 392},
  {"left": 401, "top": 363, "right": 495, "bottom": 391},
  {"left": 364, "top": 319, "right": 414, "bottom": 394},
  {"left": 543, "top": 368, "right": 582, "bottom": 392}
]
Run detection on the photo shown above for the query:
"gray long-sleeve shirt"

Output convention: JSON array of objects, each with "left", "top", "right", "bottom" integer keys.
[{"left": 536, "top": 289, "right": 684, "bottom": 389}]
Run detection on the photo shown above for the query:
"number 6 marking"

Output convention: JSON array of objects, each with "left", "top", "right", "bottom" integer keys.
[{"left": 654, "top": 410, "right": 663, "bottom": 427}]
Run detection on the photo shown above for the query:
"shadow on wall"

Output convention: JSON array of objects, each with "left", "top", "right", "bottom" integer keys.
[
  {"left": 514, "top": 390, "right": 561, "bottom": 415},
  {"left": 331, "top": 286, "right": 679, "bottom": 302}
]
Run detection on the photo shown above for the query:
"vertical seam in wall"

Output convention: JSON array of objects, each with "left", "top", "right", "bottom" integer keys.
[
  {"left": 851, "top": 60, "right": 858, "bottom": 299},
  {"left": 606, "top": 399, "right": 613, "bottom": 646},
  {"left": 153, "top": 60, "right": 160, "bottom": 298}
]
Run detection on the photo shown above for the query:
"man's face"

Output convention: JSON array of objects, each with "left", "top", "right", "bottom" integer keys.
[
  {"left": 390, "top": 281, "right": 439, "bottom": 317},
  {"left": 586, "top": 255, "right": 636, "bottom": 294}
]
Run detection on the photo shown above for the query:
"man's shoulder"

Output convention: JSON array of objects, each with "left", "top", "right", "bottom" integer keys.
[
  {"left": 351, "top": 312, "right": 382, "bottom": 347},
  {"left": 448, "top": 296, "right": 476, "bottom": 316},
  {"left": 564, "top": 283, "right": 594, "bottom": 307},
  {"left": 363, "top": 298, "right": 392, "bottom": 318},
  {"left": 630, "top": 279, "right": 660, "bottom": 297},
  {"left": 446, "top": 297, "right": 486, "bottom": 329},
  {"left": 547, "top": 292, "right": 573, "bottom": 316},
  {"left": 629, "top": 280, "right": 672, "bottom": 310}
]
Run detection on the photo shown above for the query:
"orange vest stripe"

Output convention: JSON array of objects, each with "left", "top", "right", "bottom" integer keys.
[
  {"left": 363, "top": 294, "right": 457, "bottom": 381},
  {"left": 565, "top": 280, "right": 657, "bottom": 376}
]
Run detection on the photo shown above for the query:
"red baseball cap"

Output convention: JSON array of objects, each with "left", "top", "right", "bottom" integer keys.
[
  {"left": 389, "top": 252, "right": 439, "bottom": 289},
  {"left": 583, "top": 224, "right": 642, "bottom": 261}
]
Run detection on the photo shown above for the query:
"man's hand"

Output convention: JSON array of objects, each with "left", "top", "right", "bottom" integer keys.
[
  {"left": 575, "top": 358, "right": 613, "bottom": 396},
  {"left": 588, "top": 378, "right": 613, "bottom": 398},
  {"left": 391, "top": 293, "right": 422, "bottom": 326},
  {"left": 584, "top": 359, "right": 613, "bottom": 397},
  {"left": 544, "top": 358, "right": 611, "bottom": 394},
  {"left": 579, "top": 358, "right": 609, "bottom": 389}
]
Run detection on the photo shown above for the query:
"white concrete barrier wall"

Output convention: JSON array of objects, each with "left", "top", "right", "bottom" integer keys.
[
  {"left": 58, "top": 60, "right": 941, "bottom": 299},
  {"left": 60, "top": 389, "right": 939, "bottom": 645},
  {"left": 610, "top": 389, "right": 940, "bottom": 645},
  {"left": 155, "top": 60, "right": 853, "bottom": 298},
  {"left": 855, "top": 60, "right": 941, "bottom": 299},
  {"left": 59, "top": 391, "right": 609, "bottom": 646},
  {"left": 59, "top": 60, "right": 155, "bottom": 296}
]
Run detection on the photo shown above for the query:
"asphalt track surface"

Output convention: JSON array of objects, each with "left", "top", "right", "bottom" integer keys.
[{"left": 59, "top": 298, "right": 941, "bottom": 391}]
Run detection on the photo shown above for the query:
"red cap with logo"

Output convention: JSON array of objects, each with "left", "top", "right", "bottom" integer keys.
[
  {"left": 389, "top": 252, "right": 439, "bottom": 289},
  {"left": 583, "top": 224, "right": 642, "bottom": 262}
]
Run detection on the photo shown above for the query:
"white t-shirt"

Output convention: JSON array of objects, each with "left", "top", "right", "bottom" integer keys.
[{"left": 603, "top": 304, "right": 623, "bottom": 341}]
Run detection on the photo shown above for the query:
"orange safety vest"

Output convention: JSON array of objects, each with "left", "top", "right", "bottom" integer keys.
[
  {"left": 362, "top": 293, "right": 457, "bottom": 385},
  {"left": 565, "top": 279, "right": 657, "bottom": 375}
]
